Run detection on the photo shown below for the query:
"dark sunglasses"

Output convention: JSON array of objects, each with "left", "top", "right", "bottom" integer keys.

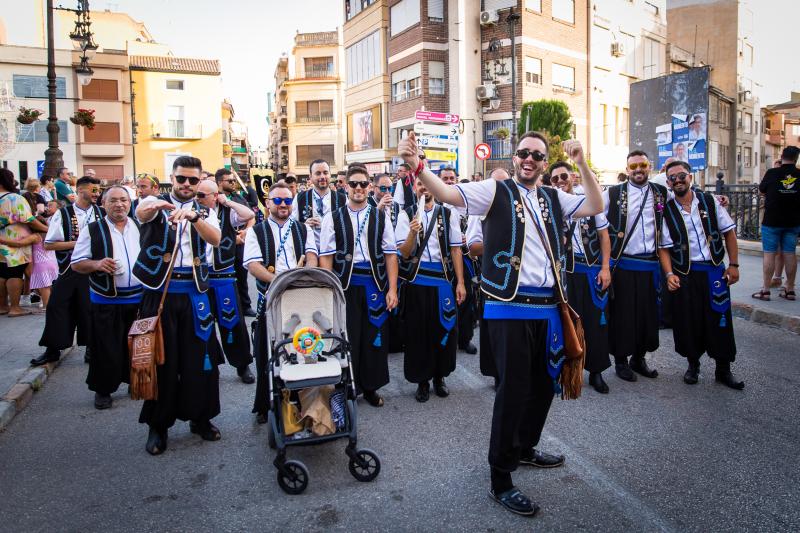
[
  {"left": 271, "top": 197, "right": 293, "bottom": 206},
  {"left": 377, "top": 185, "right": 391, "bottom": 193},
  {"left": 195, "top": 192, "right": 216, "bottom": 199},
  {"left": 552, "top": 172, "right": 570, "bottom": 182},
  {"left": 516, "top": 149, "right": 546, "bottom": 162},
  {"left": 667, "top": 172, "right": 690, "bottom": 182},
  {"left": 175, "top": 175, "right": 200, "bottom": 185},
  {"left": 348, "top": 180, "right": 370, "bottom": 189}
]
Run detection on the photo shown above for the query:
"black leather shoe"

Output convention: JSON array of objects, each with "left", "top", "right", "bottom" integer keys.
[
  {"left": 94, "top": 392, "right": 112, "bottom": 410},
  {"left": 145, "top": 427, "right": 168, "bottom": 456},
  {"left": 243, "top": 308, "right": 257, "bottom": 318},
  {"left": 615, "top": 363, "right": 637, "bottom": 382},
  {"left": 684, "top": 363, "right": 700, "bottom": 385},
  {"left": 237, "top": 365, "right": 255, "bottom": 384},
  {"left": 715, "top": 371, "right": 744, "bottom": 390},
  {"left": 520, "top": 448, "right": 565, "bottom": 468},
  {"left": 433, "top": 378, "right": 449, "bottom": 398},
  {"left": 256, "top": 412, "right": 268, "bottom": 424},
  {"left": 190, "top": 420, "right": 222, "bottom": 441},
  {"left": 30, "top": 350, "right": 60, "bottom": 367},
  {"left": 630, "top": 357, "right": 658, "bottom": 378},
  {"left": 83, "top": 347, "right": 92, "bottom": 364},
  {"left": 589, "top": 372, "right": 609, "bottom": 393},
  {"left": 461, "top": 342, "right": 477, "bottom": 355},
  {"left": 489, "top": 487, "right": 539, "bottom": 517},
  {"left": 415, "top": 382, "right": 430, "bottom": 403},
  {"left": 363, "top": 390, "right": 384, "bottom": 407}
]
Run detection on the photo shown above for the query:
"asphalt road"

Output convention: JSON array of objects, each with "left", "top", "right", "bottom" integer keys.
[{"left": 0, "top": 317, "right": 798, "bottom": 532}]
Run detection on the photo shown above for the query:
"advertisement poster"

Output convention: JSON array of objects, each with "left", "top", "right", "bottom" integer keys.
[
  {"left": 686, "top": 112, "right": 707, "bottom": 171},
  {"left": 655, "top": 113, "right": 706, "bottom": 171},
  {"left": 671, "top": 114, "right": 689, "bottom": 164},
  {"left": 656, "top": 123, "right": 672, "bottom": 169},
  {"left": 352, "top": 108, "right": 373, "bottom": 152}
]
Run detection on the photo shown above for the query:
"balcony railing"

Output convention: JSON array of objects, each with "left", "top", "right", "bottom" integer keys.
[
  {"left": 150, "top": 122, "right": 203, "bottom": 140},
  {"left": 295, "top": 31, "right": 338, "bottom": 47},
  {"left": 302, "top": 66, "right": 336, "bottom": 79},
  {"left": 704, "top": 183, "right": 763, "bottom": 240},
  {"left": 296, "top": 115, "right": 334, "bottom": 124}
]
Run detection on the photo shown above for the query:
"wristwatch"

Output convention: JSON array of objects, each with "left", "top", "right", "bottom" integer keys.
[{"left": 729, "top": 263, "right": 739, "bottom": 268}]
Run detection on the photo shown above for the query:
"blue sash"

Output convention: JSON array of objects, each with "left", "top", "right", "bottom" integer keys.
[
  {"left": 413, "top": 261, "right": 457, "bottom": 345},
  {"left": 89, "top": 285, "right": 143, "bottom": 305},
  {"left": 350, "top": 262, "right": 388, "bottom": 347},
  {"left": 691, "top": 261, "right": 730, "bottom": 327},
  {"left": 164, "top": 269, "right": 214, "bottom": 343},
  {"left": 209, "top": 267, "right": 240, "bottom": 332},
  {"left": 574, "top": 256, "right": 609, "bottom": 326}
]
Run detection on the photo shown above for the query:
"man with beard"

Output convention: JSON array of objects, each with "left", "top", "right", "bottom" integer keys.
[
  {"left": 395, "top": 176, "right": 465, "bottom": 402},
  {"left": 335, "top": 170, "right": 347, "bottom": 191},
  {"left": 604, "top": 151, "right": 668, "bottom": 382},
  {"left": 131, "top": 173, "right": 160, "bottom": 216},
  {"left": 71, "top": 186, "right": 141, "bottom": 409},
  {"left": 31, "top": 176, "right": 103, "bottom": 366},
  {"left": 292, "top": 160, "right": 347, "bottom": 247},
  {"left": 320, "top": 167, "right": 399, "bottom": 407},
  {"left": 550, "top": 162, "right": 612, "bottom": 394},
  {"left": 399, "top": 131, "right": 603, "bottom": 517},
  {"left": 657, "top": 161, "right": 743, "bottom": 389},
  {"left": 134, "top": 156, "right": 222, "bottom": 455},
  {"left": 196, "top": 180, "right": 256, "bottom": 384},
  {"left": 244, "top": 182, "right": 318, "bottom": 422}
]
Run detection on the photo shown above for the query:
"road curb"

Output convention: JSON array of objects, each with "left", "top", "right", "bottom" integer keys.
[
  {"left": 732, "top": 301, "right": 800, "bottom": 335},
  {"left": 0, "top": 345, "right": 75, "bottom": 433}
]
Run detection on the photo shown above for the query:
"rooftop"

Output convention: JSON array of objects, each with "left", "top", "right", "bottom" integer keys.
[
  {"left": 129, "top": 55, "right": 221, "bottom": 75},
  {"left": 294, "top": 31, "right": 338, "bottom": 47}
]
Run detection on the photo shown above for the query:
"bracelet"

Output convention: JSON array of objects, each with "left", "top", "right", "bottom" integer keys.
[
  {"left": 666, "top": 271, "right": 674, "bottom": 277},
  {"left": 729, "top": 263, "right": 739, "bottom": 268},
  {"left": 410, "top": 160, "right": 425, "bottom": 179}
]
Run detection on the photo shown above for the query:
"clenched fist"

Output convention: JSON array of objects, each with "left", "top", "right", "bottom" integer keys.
[
  {"left": 398, "top": 131, "right": 422, "bottom": 171},
  {"left": 562, "top": 139, "right": 585, "bottom": 165}
]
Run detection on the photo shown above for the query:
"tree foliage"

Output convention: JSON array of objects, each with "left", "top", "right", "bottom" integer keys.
[{"left": 518, "top": 100, "right": 574, "bottom": 140}]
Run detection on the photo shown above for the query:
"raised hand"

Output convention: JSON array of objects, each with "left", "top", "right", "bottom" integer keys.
[
  {"left": 562, "top": 139, "right": 585, "bottom": 166},
  {"left": 398, "top": 131, "right": 421, "bottom": 170}
]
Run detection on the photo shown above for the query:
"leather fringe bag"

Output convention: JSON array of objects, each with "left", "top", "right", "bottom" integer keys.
[{"left": 127, "top": 238, "right": 180, "bottom": 400}]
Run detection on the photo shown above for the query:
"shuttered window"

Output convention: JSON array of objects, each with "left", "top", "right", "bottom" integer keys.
[
  {"left": 82, "top": 79, "right": 118, "bottom": 100},
  {"left": 84, "top": 122, "right": 120, "bottom": 143},
  {"left": 484, "top": 0, "right": 515, "bottom": 11},
  {"left": 428, "top": 0, "right": 444, "bottom": 21},
  {"left": 390, "top": 0, "right": 420, "bottom": 36},
  {"left": 296, "top": 145, "right": 335, "bottom": 166}
]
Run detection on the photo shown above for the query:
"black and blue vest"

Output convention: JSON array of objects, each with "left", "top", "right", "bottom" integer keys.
[
  {"left": 211, "top": 204, "right": 237, "bottom": 272},
  {"left": 481, "top": 181, "right": 565, "bottom": 301},
  {"left": 398, "top": 203, "right": 456, "bottom": 283},
  {"left": 253, "top": 218, "right": 307, "bottom": 293},
  {"left": 565, "top": 215, "right": 600, "bottom": 272},
  {"left": 331, "top": 205, "right": 388, "bottom": 291},
  {"left": 662, "top": 190, "right": 725, "bottom": 275},
  {"left": 606, "top": 181, "right": 667, "bottom": 260},
  {"left": 55, "top": 204, "right": 103, "bottom": 274},
  {"left": 367, "top": 196, "right": 402, "bottom": 229},
  {"left": 86, "top": 216, "right": 141, "bottom": 298},
  {"left": 296, "top": 189, "right": 347, "bottom": 224}
]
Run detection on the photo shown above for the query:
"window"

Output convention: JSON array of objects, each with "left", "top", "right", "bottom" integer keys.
[
  {"left": 345, "top": 0, "right": 378, "bottom": 21},
  {"left": 553, "top": 0, "right": 575, "bottom": 24},
  {"left": 166, "top": 80, "right": 184, "bottom": 90},
  {"left": 524, "top": 56, "right": 542, "bottom": 85},
  {"left": 621, "top": 33, "right": 637, "bottom": 76},
  {"left": 82, "top": 79, "right": 118, "bottom": 100},
  {"left": 601, "top": 104, "right": 609, "bottom": 144},
  {"left": 391, "top": 0, "right": 420, "bottom": 36},
  {"left": 744, "top": 146, "right": 752, "bottom": 168},
  {"left": 18, "top": 161, "right": 28, "bottom": 183},
  {"left": 17, "top": 120, "right": 68, "bottom": 143},
  {"left": 737, "top": 110, "right": 743, "bottom": 129},
  {"left": 304, "top": 57, "right": 334, "bottom": 78},
  {"left": 346, "top": 31, "right": 382, "bottom": 87},
  {"left": 622, "top": 107, "right": 629, "bottom": 143},
  {"left": 428, "top": 0, "right": 443, "bottom": 22},
  {"left": 552, "top": 63, "right": 575, "bottom": 91},
  {"left": 744, "top": 43, "right": 754, "bottom": 66},
  {"left": 525, "top": 0, "right": 542, "bottom": 12},
  {"left": 736, "top": 145, "right": 741, "bottom": 165},
  {"left": 642, "top": 37, "right": 664, "bottom": 79},
  {"left": 391, "top": 63, "right": 422, "bottom": 102},
  {"left": 295, "top": 100, "right": 334, "bottom": 123},
  {"left": 483, "top": 119, "right": 514, "bottom": 160},
  {"left": 428, "top": 61, "right": 445, "bottom": 95},
  {"left": 719, "top": 145, "right": 728, "bottom": 170},
  {"left": 296, "top": 144, "right": 335, "bottom": 166},
  {"left": 13, "top": 75, "right": 66, "bottom": 98},
  {"left": 709, "top": 140, "right": 719, "bottom": 166},
  {"left": 614, "top": 106, "right": 622, "bottom": 145},
  {"left": 744, "top": 112, "right": 752, "bottom": 134},
  {"left": 84, "top": 122, "right": 120, "bottom": 143},
  {"left": 644, "top": 1, "right": 659, "bottom": 15},
  {"left": 719, "top": 100, "right": 731, "bottom": 127},
  {"left": 166, "top": 105, "right": 184, "bottom": 138}
]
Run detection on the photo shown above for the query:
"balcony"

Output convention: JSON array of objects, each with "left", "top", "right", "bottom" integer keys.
[
  {"left": 765, "top": 129, "right": 784, "bottom": 146},
  {"left": 296, "top": 115, "right": 334, "bottom": 124},
  {"left": 150, "top": 122, "right": 203, "bottom": 140},
  {"left": 295, "top": 31, "right": 338, "bottom": 47},
  {"left": 301, "top": 66, "right": 336, "bottom": 79}
]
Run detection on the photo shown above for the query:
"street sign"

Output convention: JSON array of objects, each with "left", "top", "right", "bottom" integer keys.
[
  {"left": 414, "top": 122, "right": 459, "bottom": 137},
  {"left": 418, "top": 135, "right": 459, "bottom": 150},
  {"left": 423, "top": 149, "right": 458, "bottom": 161},
  {"left": 36, "top": 160, "right": 45, "bottom": 177},
  {"left": 415, "top": 110, "right": 460, "bottom": 124},
  {"left": 475, "top": 143, "right": 491, "bottom": 161}
]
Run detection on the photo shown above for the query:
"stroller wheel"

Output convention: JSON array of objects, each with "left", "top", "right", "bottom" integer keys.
[
  {"left": 277, "top": 460, "right": 309, "bottom": 494},
  {"left": 349, "top": 449, "right": 381, "bottom": 482}
]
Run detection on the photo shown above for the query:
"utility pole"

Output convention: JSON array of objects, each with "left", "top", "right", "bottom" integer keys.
[
  {"left": 43, "top": 0, "right": 64, "bottom": 179},
  {"left": 508, "top": 8, "right": 521, "bottom": 149}
]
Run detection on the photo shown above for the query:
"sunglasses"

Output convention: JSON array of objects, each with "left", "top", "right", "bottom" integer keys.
[
  {"left": 551, "top": 172, "right": 570, "bottom": 182},
  {"left": 195, "top": 192, "right": 217, "bottom": 199},
  {"left": 667, "top": 172, "right": 690, "bottom": 182},
  {"left": 175, "top": 175, "right": 201, "bottom": 185},
  {"left": 348, "top": 180, "right": 370, "bottom": 189},
  {"left": 516, "top": 149, "right": 546, "bottom": 162},
  {"left": 628, "top": 162, "right": 650, "bottom": 171},
  {"left": 377, "top": 185, "right": 391, "bottom": 193},
  {"left": 271, "top": 197, "right": 293, "bottom": 206}
]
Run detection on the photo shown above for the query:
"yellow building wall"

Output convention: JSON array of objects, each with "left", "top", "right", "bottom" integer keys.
[{"left": 132, "top": 69, "right": 223, "bottom": 181}]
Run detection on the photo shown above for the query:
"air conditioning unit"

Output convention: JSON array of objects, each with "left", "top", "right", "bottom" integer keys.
[
  {"left": 480, "top": 10, "right": 499, "bottom": 26},
  {"left": 611, "top": 41, "right": 625, "bottom": 57},
  {"left": 476, "top": 84, "right": 496, "bottom": 101}
]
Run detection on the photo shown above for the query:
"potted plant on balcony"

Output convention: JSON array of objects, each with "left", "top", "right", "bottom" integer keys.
[
  {"left": 493, "top": 126, "right": 510, "bottom": 140},
  {"left": 70, "top": 108, "right": 96, "bottom": 130},
  {"left": 17, "top": 107, "right": 43, "bottom": 124}
]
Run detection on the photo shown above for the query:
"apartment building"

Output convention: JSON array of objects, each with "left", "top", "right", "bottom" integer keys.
[{"left": 763, "top": 93, "right": 800, "bottom": 169}]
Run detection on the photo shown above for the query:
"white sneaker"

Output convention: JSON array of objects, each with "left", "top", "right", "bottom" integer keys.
[{"left": 19, "top": 295, "right": 31, "bottom": 306}]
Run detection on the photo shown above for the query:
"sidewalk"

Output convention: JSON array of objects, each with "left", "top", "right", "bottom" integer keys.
[{"left": 729, "top": 253, "right": 800, "bottom": 334}]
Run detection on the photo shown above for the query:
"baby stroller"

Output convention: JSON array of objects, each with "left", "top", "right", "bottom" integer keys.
[{"left": 262, "top": 267, "right": 381, "bottom": 494}]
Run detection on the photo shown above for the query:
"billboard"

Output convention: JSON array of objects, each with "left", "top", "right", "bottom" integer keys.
[{"left": 347, "top": 105, "right": 382, "bottom": 152}]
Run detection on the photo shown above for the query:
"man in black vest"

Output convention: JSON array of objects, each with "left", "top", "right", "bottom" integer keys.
[
  {"left": 71, "top": 185, "right": 141, "bottom": 409},
  {"left": 604, "top": 150, "right": 668, "bottom": 382},
  {"left": 392, "top": 163, "right": 415, "bottom": 208},
  {"left": 291, "top": 159, "right": 347, "bottom": 247},
  {"left": 244, "top": 181, "right": 318, "bottom": 422},
  {"left": 134, "top": 156, "right": 222, "bottom": 456},
  {"left": 196, "top": 179, "right": 256, "bottom": 384},
  {"left": 399, "top": 131, "right": 603, "bottom": 517},
  {"left": 657, "top": 161, "right": 743, "bottom": 390},
  {"left": 32, "top": 176, "right": 102, "bottom": 366},
  {"left": 396, "top": 176, "right": 465, "bottom": 402},
  {"left": 320, "top": 167, "right": 399, "bottom": 407}
]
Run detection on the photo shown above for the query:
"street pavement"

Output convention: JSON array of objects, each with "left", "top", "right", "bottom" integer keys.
[{"left": 0, "top": 313, "right": 798, "bottom": 532}]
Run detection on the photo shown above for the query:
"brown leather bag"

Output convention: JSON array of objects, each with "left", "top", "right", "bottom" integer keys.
[{"left": 127, "top": 238, "right": 179, "bottom": 400}]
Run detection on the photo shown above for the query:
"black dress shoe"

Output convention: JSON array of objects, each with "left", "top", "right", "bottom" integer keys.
[
  {"left": 520, "top": 448, "right": 565, "bottom": 468},
  {"left": 243, "top": 308, "right": 257, "bottom": 318},
  {"left": 145, "top": 427, "right": 168, "bottom": 456},
  {"left": 589, "top": 372, "right": 609, "bottom": 393},
  {"left": 615, "top": 363, "right": 637, "bottom": 382},
  {"left": 489, "top": 487, "right": 539, "bottom": 517},
  {"left": 433, "top": 378, "right": 449, "bottom": 398},
  {"left": 460, "top": 342, "right": 477, "bottom": 355},
  {"left": 630, "top": 357, "right": 658, "bottom": 378},
  {"left": 83, "top": 347, "right": 92, "bottom": 364},
  {"left": 94, "top": 392, "right": 112, "bottom": 410},
  {"left": 256, "top": 412, "right": 268, "bottom": 424},
  {"left": 415, "top": 382, "right": 430, "bottom": 403},
  {"left": 684, "top": 362, "right": 700, "bottom": 385},
  {"left": 30, "top": 350, "right": 60, "bottom": 367},
  {"left": 190, "top": 420, "right": 222, "bottom": 441},
  {"left": 237, "top": 365, "right": 255, "bottom": 384},
  {"left": 715, "top": 371, "right": 744, "bottom": 390},
  {"left": 363, "top": 390, "right": 384, "bottom": 407}
]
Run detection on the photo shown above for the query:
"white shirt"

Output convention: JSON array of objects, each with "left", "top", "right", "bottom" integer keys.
[
  {"left": 395, "top": 204, "right": 462, "bottom": 263},
  {"left": 659, "top": 192, "right": 735, "bottom": 262},
  {"left": 243, "top": 218, "right": 317, "bottom": 275},
  {"left": 603, "top": 182, "right": 660, "bottom": 256},
  {"left": 570, "top": 213, "right": 609, "bottom": 257},
  {"left": 455, "top": 179, "right": 584, "bottom": 288},
  {"left": 137, "top": 194, "right": 220, "bottom": 269},
  {"left": 44, "top": 203, "right": 100, "bottom": 243},
  {"left": 122, "top": 185, "right": 137, "bottom": 200},
  {"left": 204, "top": 205, "right": 249, "bottom": 264},
  {"left": 650, "top": 173, "right": 669, "bottom": 188},
  {"left": 392, "top": 180, "right": 410, "bottom": 208},
  {"left": 40, "top": 188, "right": 53, "bottom": 202},
  {"left": 71, "top": 216, "right": 141, "bottom": 288},
  {"left": 319, "top": 204, "right": 396, "bottom": 263},
  {"left": 465, "top": 215, "right": 483, "bottom": 248},
  {"left": 291, "top": 188, "right": 334, "bottom": 220}
]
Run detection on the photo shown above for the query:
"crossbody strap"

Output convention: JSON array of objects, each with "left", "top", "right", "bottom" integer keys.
[
  {"left": 520, "top": 194, "right": 568, "bottom": 304},
  {"left": 412, "top": 204, "right": 439, "bottom": 260},
  {"left": 155, "top": 228, "right": 182, "bottom": 319},
  {"left": 609, "top": 184, "right": 650, "bottom": 278}
]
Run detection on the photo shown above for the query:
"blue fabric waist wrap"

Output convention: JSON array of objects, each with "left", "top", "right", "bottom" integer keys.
[
  {"left": 412, "top": 261, "right": 456, "bottom": 346},
  {"left": 688, "top": 261, "right": 730, "bottom": 327},
  {"left": 350, "top": 262, "right": 388, "bottom": 347},
  {"left": 209, "top": 269, "right": 240, "bottom": 331},
  {"left": 159, "top": 268, "right": 214, "bottom": 343},
  {"left": 90, "top": 285, "right": 143, "bottom": 305},
  {"left": 573, "top": 256, "right": 609, "bottom": 326}
]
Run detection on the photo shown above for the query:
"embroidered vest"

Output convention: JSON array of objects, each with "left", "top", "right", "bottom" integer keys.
[
  {"left": 331, "top": 205, "right": 389, "bottom": 291},
  {"left": 663, "top": 190, "right": 725, "bottom": 275},
  {"left": 606, "top": 181, "right": 667, "bottom": 259},
  {"left": 398, "top": 203, "right": 455, "bottom": 283},
  {"left": 481, "top": 181, "right": 565, "bottom": 301},
  {"left": 212, "top": 204, "right": 237, "bottom": 272},
  {"left": 55, "top": 204, "right": 103, "bottom": 274},
  {"left": 296, "top": 189, "right": 347, "bottom": 224},
  {"left": 367, "top": 197, "right": 401, "bottom": 228},
  {"left": 565, "top": 215, "right": 600, "bottom": 272},
  {"left": 253, "top": 218, "right": 307, "bottom": 293},
  {"left": 86, "top": 216, "right": 140, "bottom": 297}
]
